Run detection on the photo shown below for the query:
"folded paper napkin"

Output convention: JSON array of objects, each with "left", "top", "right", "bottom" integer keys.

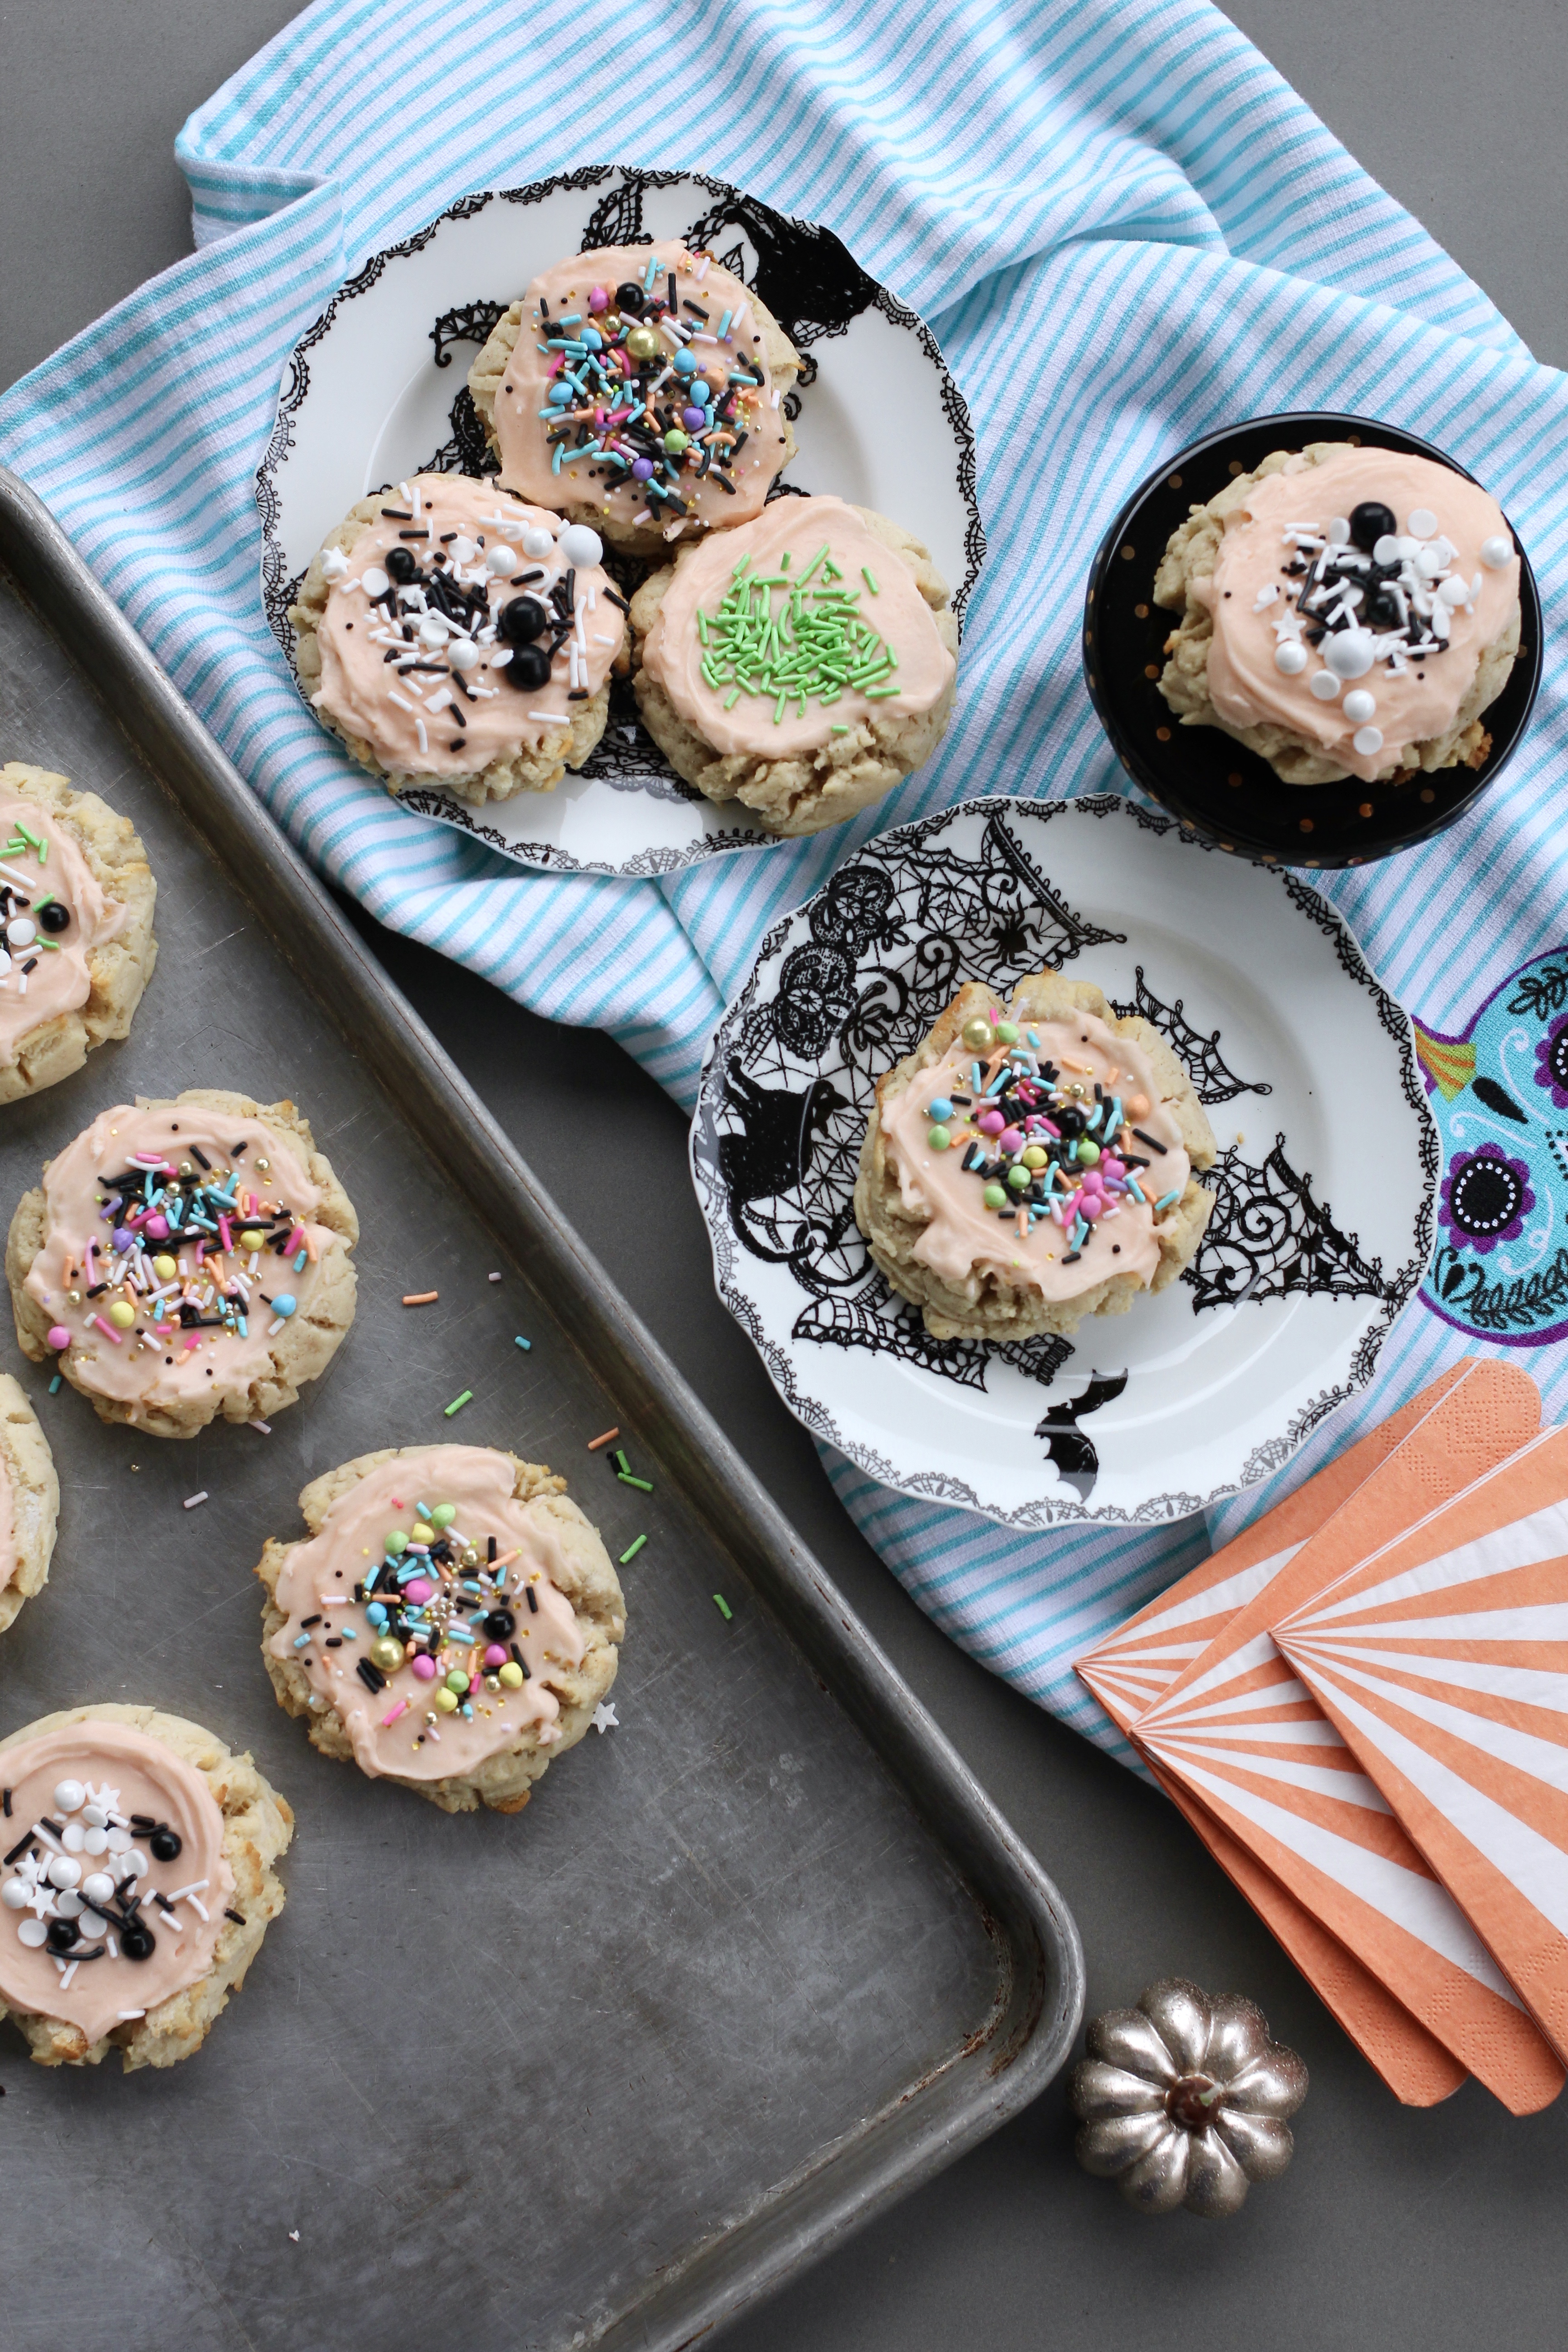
[{"left": 3, "top": 0, "right": 1568, "bottom": 1751}]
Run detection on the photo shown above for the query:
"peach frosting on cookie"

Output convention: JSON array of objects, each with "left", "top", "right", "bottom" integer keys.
[
  {"left": 1191, "top": 449, "right": 1519, "bottom": 784},
  {"left": 310, "top": 473, "right": 624, "bottom": 779},
  {"left": 877, "top": 1006, "right": 1190, "bottom": 1301},
  {"left": 0, "top": 1721, "right": 231, "bottom": 2045},
  {"left": 640, "top": 495, "right": 955, "bottom": 757},
  {"left": 0, "top": 795, "right": 127, "bottom": 1066},
  {"left": 491, "top": 240, "right": 792, "bottom": 536},
  {"left": 267, "top": 1447, "right": 590, "bottom": 1781},
  {"left": 25, "top": 1103, "right": 341, "bottom": 1419}
]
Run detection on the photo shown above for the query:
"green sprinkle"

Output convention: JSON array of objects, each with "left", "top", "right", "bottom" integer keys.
[
  {"left": 712, "top": 1593, "right": 733, "bottom": 1621},
  {"left": 862, "top": 566, "right": 879, "bottom": 594},
  {"left": 33, "top": 894, "right": 54, "bottom": 911},
  {"left": 514, "top": 1335, "right": 532, "bottom": 1351},
  {"left": 618, "top": 1472, "right": 653, "bottom": 1492},
  {"left": 443, "top": 1388, "right": 473, "bottom": 1417},
  {"left": 618, "top": 1535, "right": 647, "bottom": 1565},
  {"left": 864, "top": 685, "right": 901, "bottom": 698},
  {"left": 830, "top": 724, "right": 849, "bottom": 734},
  {"left": 614, "top": 1449, "right": 630, "bottom": 1474}
]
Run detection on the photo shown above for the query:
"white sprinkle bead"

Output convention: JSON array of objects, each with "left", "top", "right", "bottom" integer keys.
[
  {"left": 47, "top": 1854, "right": 81, "bottom": 1889},
  {"left": 1407, "top": 507, "right": 1439, "bottom": 539},
  {"left": 360, "top": 567, "right": 389, "bottom": 598},
  {"left": 83, "top": 1826, "right": 108, "bottom": 1854},
  {"left": 522, "top": 525, "right": 556, "bottom": 559},
  {"left": 1342, "top": 689, "right": 1377, "bottom": 723},
  {"left": 1328, "top": 516, "right": 1351, "bottom": 544},
  {"left": 559, "top": 523, "right": 604, "bottom": 568},
  {"left": 106, "top": 1828, "right": 131, "bottom": 1854},
  {"left": 82, "top": 1872, "right": 115, "bottom": 1906},
  {"left": 54, "top": 1889, "right": 83, "bottom": 1916},
  {"left": 1373, "top": 534, "right": 1402, "bottom": 565},
  {"left": 1480, "top": 534, "right": 1513, "bottom": 570},
  {"left": 16, "top": 1918, "right": 47, "bottom": 1947},
  {"left": 1324, "top": 629, "right": 1374, "bottom": 680},
  {"left": 61, "top": 1822, "right": 85, "bottom": 1852},
  {"left": 321, "top": 547, "right": 349, "bottom": 583},
  {"left": 53, "top": 1779, "right": 85, "bottom": 1813},
  {"left": 485, "top": 543, "right": 518, "bottom": 576},
  {"left": 1438, "top": 574, "right": 1470, "bottom": 607},
  {"left": 450, "top": 536, "right": 476, "bottom": 564},
  {"left": 6, "top": 918, "right": 36, "bottom": 949},
  {"left": 0, "top": 1879, "right": 27, "bottom": 1909},
  {"left": 1274, "top": 642, "right": 1308, "bottom": 675},
  {"left": 1309, "top": 670, "right": 1342, "bottom": 701},
  {"left": 1352, "top": 725, "right": 1384, "bottom": 755},
  {"left": 82, "top": 1804, "right": 107, "bottom": 1829},
  {"left": 447, "top": 638, "right": 480, "bottom": 672}
]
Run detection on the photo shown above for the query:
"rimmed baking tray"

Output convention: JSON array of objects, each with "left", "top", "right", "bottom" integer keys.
[{"left": 0, "top": 465, "right": 1082, "bottom": 2352}]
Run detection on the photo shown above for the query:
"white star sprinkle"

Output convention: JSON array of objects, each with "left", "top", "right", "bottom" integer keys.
[{"left": 591, "top": 1703, "right": 619, "bottom": 1735}]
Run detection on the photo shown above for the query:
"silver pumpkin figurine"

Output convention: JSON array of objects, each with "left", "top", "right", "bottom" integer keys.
[{"left": 1070, "top": 1976, "right": 1307, "bottom": 2216}]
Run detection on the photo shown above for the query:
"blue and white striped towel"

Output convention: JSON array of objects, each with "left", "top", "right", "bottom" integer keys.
[{"left": 4, "top": 0, "right": 1567, "bottom": 1766}]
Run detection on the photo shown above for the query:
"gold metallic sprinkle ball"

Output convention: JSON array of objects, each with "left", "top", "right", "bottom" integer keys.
[
  {"left": 961, "top": 1015, "right": 996, "bottom": 1053},
  {"left": 1070, "top": 1977, "right": 1307, "bottom": 2218}
]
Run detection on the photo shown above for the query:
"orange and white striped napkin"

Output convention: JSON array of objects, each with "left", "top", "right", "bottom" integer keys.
[
  {"left": 1274, "top": 1423, "right": 1568, "bottom": 2068},
  {"left": 1132, "top": 1358, "right": 1563, "bottom": 2113},
  {"left": 1076, "top": 1366, "right": 1476, "bottom": 2106}
]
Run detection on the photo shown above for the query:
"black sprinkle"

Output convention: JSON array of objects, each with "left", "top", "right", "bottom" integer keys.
[
  {"left": 300, "top": 1614, "right": 322, "bottom": 1629},
  {"left": 3, "top": 1830, "right": 32, "bottom": 1866},
  {"left": 603, "top": 589, "right": 631, "bottom": 615},
  {"left": 357, "top": 1658, "right": 387, "bottom": 1694},
  {"left": 1, "top": 1789, "right": 9, "bottom": 1818},
  {"left": 190, "top": 1147, "right": 211, "bottom": 1171},
  {"left": 1132, "top": 1129, "right": 1168, "bottom": 1156},
  {"left": 509, "top": 1641, "right": 530, "bottom": 1680},
  {"left": 325, "top": 1637, "right": 343, "bottom": 1649},
  {"left": 154, "top": 1891, "right": 176, "bottom": 1916},
  {"left": 40, "top": 1819, "right": 63, "bottom": 1838},
  {"left": 224, "top": 1908, "right": 246, "bottom": 1926},
  {"left": 380, "top": 507, "right": 414, "bottom": 520},
  {"left": 525, "top": 1584, "right": 539, "bottom": 1614},
  {"left": 1062, "top": 1251, "right": 1083, "bottom": 1265},
  {"left": 487, "top": 1536, "right": 497, "bottom": 1563}
]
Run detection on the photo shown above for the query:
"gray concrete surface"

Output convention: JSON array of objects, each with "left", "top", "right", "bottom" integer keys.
[{"left": 3, "top": 4, "right": 1567, "bottom": 2347}]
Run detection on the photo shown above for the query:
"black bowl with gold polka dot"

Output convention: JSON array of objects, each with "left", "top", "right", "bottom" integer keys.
[{"left": 1083, "top": 412, "right": 1541, "bottom": 870}]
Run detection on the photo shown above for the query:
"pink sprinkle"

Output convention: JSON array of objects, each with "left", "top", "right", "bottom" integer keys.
[
  {"left": 286, "top": 1226, "right": 306, "bottom": 1254},
  {"left": 1038, "top": 1118, "right": 1062, "bottom": 1138},
  {"left": 483, "top": 1644, "right": 508, "bottom": 1669},
  {"left": 402, "top": 1577, "right": 434, "bottom": 1605},
  {"left": 1101, "top": 1157, "right": 1126, "bottom": 1181},
  {"left": 218, "top": 1216, "right": 233, "bottom": 1252},
  {"left": 998, "top": 1127, "right": 1023, "bottom": 1154},
  {"left": 411, "top": 1655, "right": 437, "bottom": 1681},
  {"left": 468, "top": 1673, "right": 483, "bottom": 1695},
  {"left": 381, "top": 1700, "right": 410, "bottom": 1726},
  {"left": 182, "top": 1334, "right": 201, "bottom": 1352},
  {"left": 1080, "top": 1196, "right": 1103, "bottom": 1222},
  {"left": 92, "top": 1315, "right": 122, "bottom": 1346},
  {"left": 977, "top": 1110, "right": 1005, "bottom": 1137},
  {"left": 145, "top": 1214, "right": 169, "bottom": 1241},
  {"left": 47, "top": 1324, "right": 71, "bottom": 1350}
]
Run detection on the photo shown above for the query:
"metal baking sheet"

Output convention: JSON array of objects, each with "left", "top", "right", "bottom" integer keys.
[{"left": 0, "top": 466, "right": 1082, "bottom": 2352}]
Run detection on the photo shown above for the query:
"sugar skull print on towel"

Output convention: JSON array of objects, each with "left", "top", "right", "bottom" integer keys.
[{"left": 1419, "top": 949, "right": 1568, "bottom": 1348}]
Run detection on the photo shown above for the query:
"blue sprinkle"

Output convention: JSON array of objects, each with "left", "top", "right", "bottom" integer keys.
[
  {"left": 1154, "top": 1189, "right": 1181, "bottom": 1212},
  {"left": 292, "top": 1633, "right": 312, "bottom": 1651},
  {"left": 293, "top": 1250, "right": 308, "bottom": 1273},
  {"left": 514, "top": 1335, "right": 532, "bottom": 1352}
]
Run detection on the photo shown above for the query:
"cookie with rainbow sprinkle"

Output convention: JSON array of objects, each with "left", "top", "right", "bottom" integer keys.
[
  {"left": 469, "top": 238, "right": 800, "bottom": 556},
  {"left": 5, "top": 1087, "right": 359, "bottom": 1438},
  {"left": 0, "top": 763, "right": 157, "bottom": 1104},
  {"left": 856, "top": 975, "right": 1217, "bottom": 1343},
  {"left": 290, "top": 473, "right": 627, "bottom": 802},
  {"left": 631, "top": 493, "right": 958, "bottom": 836},
  {"left": 0, "top": 1704, "right": 291, "bottom": 2071},
  {"left": 255, "top": 1443, "right": 625, "bottom": 1815},
  {"left": 0, "top": 1372, "right": 59, "bottom": 1637}
]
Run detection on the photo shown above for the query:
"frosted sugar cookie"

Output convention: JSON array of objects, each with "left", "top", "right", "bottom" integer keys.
[
  {"left": 290, "top": 473, "right": 626, "bottom": 801},
  {"left": 855, "top": 975, "right": 1217, "bottom": 1343},
  {"left": 256, "top": 1443, "right": 625, "bottom": 1815},
  {"left": 6, "top": 1088, "right": 358, "bottom": 1437},
  {"left": 631, "top": 493, "right": 958, "bottom": 835},
  {"left": 1154, "top": 442, "right": 1522, "bottom": 786},
  {"left": 0, "top": 1705, "right": 291, "bottom": 2070},
  {"left": 469, "top": 238, "right": 800, "bottom": 555},
  {"left": 0, "top": 763, "right": 157, "bottom": 1103},
  {"left": 0, "top": 1373, "right": 58, "bottom": 1636}
]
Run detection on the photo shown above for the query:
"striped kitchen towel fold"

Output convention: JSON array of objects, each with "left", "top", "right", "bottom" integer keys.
[{"left": 3, "top": 0, "right": 1567, "bottom": 1759}]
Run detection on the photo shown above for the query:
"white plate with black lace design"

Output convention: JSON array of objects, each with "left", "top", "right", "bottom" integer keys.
[
  {"left": 691, "top": 795, "right": 1437, "bottom": 1529},
  {"left": 256, "top": 165, "right": 982, "bottom": 881}
]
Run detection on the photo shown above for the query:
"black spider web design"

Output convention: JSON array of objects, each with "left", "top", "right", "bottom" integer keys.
[
  {"left": 1184, "top": 1138, "right": 1389, "bottom": 1313},
  {"left": 690, "top": 803, "right": 1127, "bottom": 1403},
  {"left": 1110, "top": 966, "right": 1273, "bottom": 1105}
]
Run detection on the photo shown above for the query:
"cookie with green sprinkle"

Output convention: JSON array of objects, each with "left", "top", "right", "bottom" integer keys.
[{"left": 631, "top": 494, "right": 958, "bottom": 835}]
